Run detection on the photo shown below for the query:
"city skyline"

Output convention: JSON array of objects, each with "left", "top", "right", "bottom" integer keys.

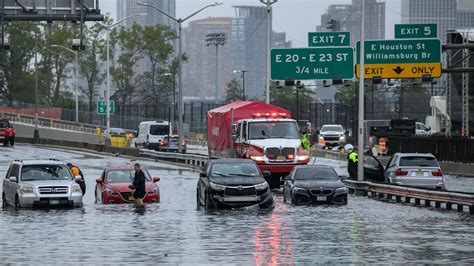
[{"left": 98, "top": 0, "right": 402, "bottom": 46}]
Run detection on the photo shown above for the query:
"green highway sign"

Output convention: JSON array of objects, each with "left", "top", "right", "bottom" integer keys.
[
  {"left": 271, "top": 47, "right": 354, "bottom": 80},
  {"left": 395, "top": 23, "right": 437, "bottom": 39},
  {"left": 308, "top": 32, "right": 350, "bottom": 47},
  {"left": 97, "top": 100, "right": 115, "bottom": 114},
  {"left": 355, "top": 39, "right": 442, "bottom": 79},
  {"left": 356, "top": 39, "right": 441, "bottom": 64}
]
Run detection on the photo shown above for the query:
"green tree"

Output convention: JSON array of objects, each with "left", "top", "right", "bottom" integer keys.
[
  {"left": 79, "top": 22, "right": 106, "bottom": 115},
  {"left": 110, "top": 24, "right": 143, "bottom": 115},
  {"left": 140, "top": 25, "right": 178, "bottom": 109},
  {"left": 225, "top": 78, "right": 244, "bottom": 103},
  {"left": 335, "top": 82, "right": 356, "bottom": 105}
]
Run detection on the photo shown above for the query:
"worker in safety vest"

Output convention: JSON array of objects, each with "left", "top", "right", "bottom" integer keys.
[
  {"left": 345, "top": 144, "right": 358, "bottom": 180},
  {"left": 300, "top": 127, "right": 311, "bottom": 151}
]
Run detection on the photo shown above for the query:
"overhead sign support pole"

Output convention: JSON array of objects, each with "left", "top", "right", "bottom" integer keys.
[{"left": 357, "top": 0, "right": 365, "bottom": 182}]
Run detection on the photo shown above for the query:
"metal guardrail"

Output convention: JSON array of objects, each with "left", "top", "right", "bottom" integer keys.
[
  {"left": 1, "top": 112, "right": 99, "bottom": 134},
  {"left": 344, "top": 179, "right": 474, "bottom": 214},
  {"left": 140, "top": 149, "right": 208, "bottom": 168}
]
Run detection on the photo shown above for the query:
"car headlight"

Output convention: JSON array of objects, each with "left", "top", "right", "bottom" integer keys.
[
  {"left": 72, "top": 184, "right": 82, "bottom": 193},
  {"left": 255, "top": 182, "right": 269, "bottom": 190},
  {"left": 20, "top": 184, "right": 34, "bottom": 194},
  {"left": 293, "top": 187, "right": 307, "bottom": 193},
  {"left": 319, "top": 136, "right": 324, "bottom": 140},
  {"left": 104, "top": 188, "right": 117, "bottom": 195},
  {"left": 209, "top": 182, "right": 226, "bottom": 191},
  {"left": 297, "top": 155, "right": 309, "bottom": 161},
  {"left": 149, "top": 187, "right": 159, "bottom": 193},
  {"left": 250, "top": 156, "right": 265, "bottom": 162},
  {"left": 335, "top": 187, "right": 348, "bottom": 193},
  {"left": 339, "top": 135, "right": 345, "bottom": 141}
]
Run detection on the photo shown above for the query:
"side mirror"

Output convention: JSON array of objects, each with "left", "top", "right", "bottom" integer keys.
[
  {"left": 284, "top": 175, "right": 291, "bottom": 181},
  {"left": 75, "top": 176, "right": 83, "bottom": 182},
  {"left": 199, "top": 172, "right": 207, "bottom": 178},
  {"left": 9, "top": 176, "right": 17, "bottom": 182},
  {"left": 152, "top": 177, "right": 160, "bottom": 183},
  {"left": 345, "top": 130, "right": 349, "bottom": 135},
  {"left": 426, "top": 127, "right": 431, "bottom": 131},
  {"left": 262, "top": 170, "right": 271, "bottom": 178},
  {"left": 95, "top": 178, "right": 103, "bottom": 184},
  {"left": 315, "top": 130, "right": 320, "bottom": 135}
]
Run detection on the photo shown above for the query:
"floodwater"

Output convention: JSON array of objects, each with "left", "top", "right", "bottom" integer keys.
[{"left": 0, "top": 145, "right": 473, "bottom": 264}]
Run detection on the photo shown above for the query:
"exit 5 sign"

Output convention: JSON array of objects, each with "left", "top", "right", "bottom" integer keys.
[{"left": 395, "top": 24, "right": 437, "bottom": 39}]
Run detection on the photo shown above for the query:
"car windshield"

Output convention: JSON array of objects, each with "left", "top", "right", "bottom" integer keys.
[
  {"left": 107, "top": 170, "right": 151, "bottom": 183},
  {"left": 400, "top": 156, "right": 438, "bottom": 167},
  {"left": 295, "top": 167, "right": 339, "bottom": 181},
  {"left": 211, "top": 163, "right": 260, "bottom": 177},
  {"left": 150, "top": 125, "right": 169, "bottom": 136},
  {"left": 21, "top": 164, "right": 73, "bottom": 181},
  {"left": 248, "top": 121, "right": 299, "bottom": 139},
  {"left": 321, "top": 126, "right": 343, "bottom": 132}
]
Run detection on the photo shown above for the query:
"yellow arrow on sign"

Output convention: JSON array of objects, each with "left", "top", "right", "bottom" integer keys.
[{"left": 355, "top": 63, "right": 442, "bottom": 79}]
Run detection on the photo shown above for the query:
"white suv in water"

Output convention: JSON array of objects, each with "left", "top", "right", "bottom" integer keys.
[{"left": 2, "top": 159, "right": 83, "bottom": 209}]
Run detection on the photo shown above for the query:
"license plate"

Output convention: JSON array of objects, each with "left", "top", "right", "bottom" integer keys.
[
  {"left": 223, "top": 196, "right": 258, "bottom": 202},
  {"left": 416, "top": 171, "right": 424, "bottom": 176},
  {"left": 316, "top": 196, "right": 327, "bottom": 201},
  {"left": 277, "top": 156, "right": 285, "bottom": 160},
  {"left": 0, "top": 136, "right": 4, "bottom": 139},
  {"left": 128, "top": 196, "right": 135, "bottom": 201},
  {"left": 50, "top": 199, "right": 60, "bottom": 205}
]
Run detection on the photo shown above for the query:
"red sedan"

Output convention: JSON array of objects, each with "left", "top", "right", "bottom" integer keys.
[{"left": 95, "top": 168, "right": 160, "bottom": 204}]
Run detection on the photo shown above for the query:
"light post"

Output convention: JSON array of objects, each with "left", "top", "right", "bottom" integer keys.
[
  {"left": 260, "top": 0, "right": 277, "bottom": 104},
  {"left": 164, "top": 72, "right": 176, "bottom": 132},
  {"left": 137, "top": 1, "right": 223, "bottom": 153},
  {"left": 233, "top": 70, "right": 247, "bottom": 100},
  {"left": 206, "top": 33, "right": 226, "bottom": 102},
  {"left": 50, "top": 44, "right": 79, "bottom": 123},
  {"left": 95, "top": 14, "right": 146, "bottom": 144},
  {"left": 357, "top": 0, "right": 366, "bottom": 181}
]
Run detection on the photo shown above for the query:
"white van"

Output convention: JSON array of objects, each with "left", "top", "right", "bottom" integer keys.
[{"left": 136, "top": 121, "right": 172, "bottom": 149}]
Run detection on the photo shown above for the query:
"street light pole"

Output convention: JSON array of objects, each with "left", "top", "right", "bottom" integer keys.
[
  {"left": 260, "top": 0, "right": 277, "bottom": 104},
  {"left": 357, "top": 0, "right": 366, "bottom": 182},
  {"left": 137, "top": 1, "right": 223, "bottom": 153},
  {"left": 34, "top": 30, "right": 39, "bottom": 142},
  {"left": 50, "top": 44, "right": 79, "bottom": 123},
  {"left": 95, "top": 14, "right": 146, "bottom": 144}
]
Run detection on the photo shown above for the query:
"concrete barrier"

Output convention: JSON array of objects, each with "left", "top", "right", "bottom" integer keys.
[{"left": 12, "top": 122, "right": 100, "bottom": 144}]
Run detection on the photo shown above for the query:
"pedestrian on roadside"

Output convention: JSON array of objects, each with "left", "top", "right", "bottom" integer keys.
[
  {"left": 125, "top": 131, "right": 133, "bottom": 147},
  {"left": 67, "top": 162, "right": 86, "bottom": 196},
  {"left": 300, "top": 127, "right": 311, "bottom": 151},
  {"left": 130, "top": 163, "right": 146, "bottom": 206}
]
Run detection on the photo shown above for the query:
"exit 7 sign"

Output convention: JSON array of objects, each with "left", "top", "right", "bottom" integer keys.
[{"left": 308, "top": 32, "right": 350, "bottom": 47}]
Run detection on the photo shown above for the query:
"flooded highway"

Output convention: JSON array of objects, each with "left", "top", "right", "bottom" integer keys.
[{"left": 1, "top": 145, "right": 473, "bottom": 264}]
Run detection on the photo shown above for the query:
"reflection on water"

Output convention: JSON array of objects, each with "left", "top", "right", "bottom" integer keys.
[{"left": 1, "top": 166, "right": 473, "bottom": 264}]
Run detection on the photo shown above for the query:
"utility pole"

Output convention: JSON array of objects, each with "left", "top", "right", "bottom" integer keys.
[
  {"left": 260, "top": 0, "right": 277, "bottom": 104},
  {"left": 357, "top": 0, "right": 366, "bottom": 182},
  {"left": 206, "top": 32, "right": 226, "bottom": 102},
  {"left": 233, "top": 70, "right": 247, "bottom": 100}
]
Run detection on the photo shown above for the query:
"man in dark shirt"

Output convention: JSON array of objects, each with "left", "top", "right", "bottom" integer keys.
[{"left": 131, "top": 163, "right": 146, "bottom": 206}]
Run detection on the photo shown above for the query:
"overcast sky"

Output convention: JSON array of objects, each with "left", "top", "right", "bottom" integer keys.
[{"left": 99, "top": 0, "right": 401, "bottom": 47}]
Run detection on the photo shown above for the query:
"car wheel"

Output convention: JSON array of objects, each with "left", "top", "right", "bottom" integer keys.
[
  {"left": 102, "top": 193, "right": 107, "bottom": 204},
  {"left": 2, "top": 193, "right": 7, "bottom": 208},
  {"left": 14, "top": 195, "right": 20, "bottom": 210},
  {"left": 204, "top": 192, "right": 214, "bottom": 210}
]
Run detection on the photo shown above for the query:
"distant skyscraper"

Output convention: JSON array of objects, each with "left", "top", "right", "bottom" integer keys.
[
  {"left": 117, "top": 0, "right": 176, "bottom": 30},
  {"left": 182, "top": 17, "right": 232, "bottom": 99},
  {"left": 273, "top": 32, "right": 292, "bottom": 48},
  {"left": 316, "top": 0, "right": 385, "bottom": 46},
  {"left": 231, "top": 6, "right": 269, "bottom": 100}
]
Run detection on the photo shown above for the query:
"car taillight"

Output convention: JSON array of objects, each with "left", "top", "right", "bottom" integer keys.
[
  {"left": 432, "top": 169, "right": 443, "bottom": 176},
  {"left": 395, "top": 168, "right": 408, "bottom": 176},
  {"left": 287, "top": 154, "right": 294, "bottom": 160},
  {"left": 160, "top": 141, "right": 165, "bottom": 145}
]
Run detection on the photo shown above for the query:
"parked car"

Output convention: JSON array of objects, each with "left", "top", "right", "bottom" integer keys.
[
  {"left": 95, "top": 168, "right": 160, "bottom": 204},
  {"left": 384, "top": 153, "right": 445, "bottom": 190},
  {"left": 158, "top": 135, "right": 187, "bottom": 153},
  {"left": 2, "top": 159, "right": 83, "bottom": 209},
  {"left": 196, "top": 159, "right": 274, "bottom": 210},
  {"left": 363, "top": 155, "right": 385, "bottom": 183},
  {"left": 136, "top": 120, "right": 171, "bottom": 150},
  {"left": 0, "top": 119, "right": 15, "bottom": 147},
  {"left": 283, "top": 165, "right": 348, "bottom": 205}
]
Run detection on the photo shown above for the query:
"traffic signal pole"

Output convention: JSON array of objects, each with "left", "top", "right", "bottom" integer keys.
[{"left": 357, "top": 0, "right": 365, "bottom": 182}]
